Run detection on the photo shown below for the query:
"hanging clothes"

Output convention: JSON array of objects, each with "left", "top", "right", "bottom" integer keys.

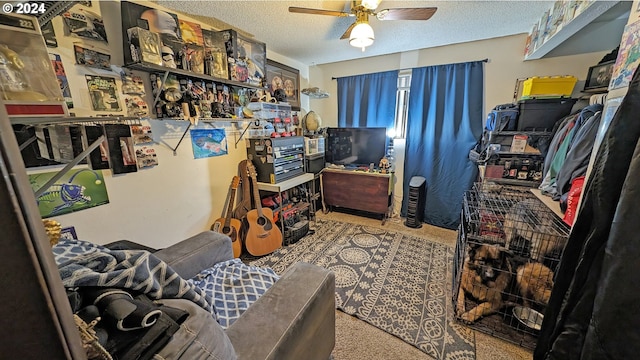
[
  {"left": 539, "top": 105, "right": 602, "bottom": 197},
  {"left": 534, "top": 65, "right": 640, "bottom": 360},
  {"left": 555, "top": 111, "right": 601, "bottom": 199},
  {"left": 543, "top": 114, "right": 577, "bottom": 177}
]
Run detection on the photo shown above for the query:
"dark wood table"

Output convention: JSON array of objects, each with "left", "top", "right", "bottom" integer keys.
[{"left": 320, "top": 168, "right": 393, "bottom": 224}]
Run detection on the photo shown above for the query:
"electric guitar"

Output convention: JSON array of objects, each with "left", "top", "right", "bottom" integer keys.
[
  {"left": 244, "top": 161, "right": 283, "bottom": 256},
  {"left": 211, "top": 176, "right": 243, "bottom": 257}
]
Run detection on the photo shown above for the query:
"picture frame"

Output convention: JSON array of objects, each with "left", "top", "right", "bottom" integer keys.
[
  {"left": 266, "top": 59, "right": 300, "bottom": 110},
  {"left": 584, "top": 60, "right": 615, "bottom": 92},
  {"left": 61, "top": 226, "right": 78, "bottom": 240}
]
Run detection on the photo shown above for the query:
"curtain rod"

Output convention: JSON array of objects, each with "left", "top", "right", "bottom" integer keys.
[{"left": 331, "top": 58, "right": 490, "bottom": 80}]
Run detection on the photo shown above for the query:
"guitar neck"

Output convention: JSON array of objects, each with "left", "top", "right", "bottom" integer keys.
[
  {"left": 223, "top": 187, "right": 237, "bottom": 228},
  {"left": 250, "top": 174, "right": 265, "bottom": 218}
]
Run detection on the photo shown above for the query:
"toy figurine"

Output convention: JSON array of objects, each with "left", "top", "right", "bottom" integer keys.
[
  {"left": 0, "top": 44, "right": 48, "bottom": 101},
  {"left": 379, "top": 158, "right": 390, "bottom": 174}
]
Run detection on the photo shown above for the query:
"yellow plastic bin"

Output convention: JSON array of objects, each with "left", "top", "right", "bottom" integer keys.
[{"left": 521, "top": 76, "right": 577, "bottom": 98}]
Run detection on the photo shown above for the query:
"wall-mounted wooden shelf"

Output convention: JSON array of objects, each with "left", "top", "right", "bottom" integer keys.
[
  {"left": 525, "top": 1, "right": 631, "bottom": 61},
  {"left": 125, "top": 62, "right": 267, "bottom": 90}
]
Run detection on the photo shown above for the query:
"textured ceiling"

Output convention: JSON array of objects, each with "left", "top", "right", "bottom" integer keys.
[{"left": 157, "top": 0, "right": 555, "bottom": 66}]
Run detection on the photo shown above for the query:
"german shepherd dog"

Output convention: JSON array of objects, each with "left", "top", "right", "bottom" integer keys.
[
  {"left": 456, "top": 244, "right": 513, "bottom": 323},
  {"left": 516, "top": 262, "right": 554, "bottom": 308}
]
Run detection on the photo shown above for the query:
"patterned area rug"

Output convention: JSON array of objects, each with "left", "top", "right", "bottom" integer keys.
[{"left": 249, "top": 219, "right": 476, "bottom": 360}]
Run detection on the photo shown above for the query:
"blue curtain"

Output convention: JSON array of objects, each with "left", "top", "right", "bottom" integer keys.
[
  {"left": 402, "top": 61, "right": 484, "bottom": 229},
  {"left": 337, "top": 70, "right": 398, "bottom": 128}
]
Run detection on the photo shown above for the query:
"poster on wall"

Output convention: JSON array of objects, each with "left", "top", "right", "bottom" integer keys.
[
  {"left": 190, "top": 128, "right": 228, "bottom": 159},
  {"left": 50, "top": 54, "right": 73, "bottom": 109},
  {"left": 609, "top": 20, "right": 640, "bottom": 90},
  {"left": 29, "top": 169, "right": 109, "bottom": 218},
  {"left": 86, "top": 75, "right": 122, "bottom": 112}
]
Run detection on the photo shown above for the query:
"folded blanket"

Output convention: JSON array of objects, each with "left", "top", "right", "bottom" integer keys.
[{"left": 53, "top": 239, "right": 213, "bottom": 313}]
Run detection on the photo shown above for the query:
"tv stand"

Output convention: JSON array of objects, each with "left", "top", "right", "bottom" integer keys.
[{"left": 320, "top": 168, "right": 392, "bottom": 224}]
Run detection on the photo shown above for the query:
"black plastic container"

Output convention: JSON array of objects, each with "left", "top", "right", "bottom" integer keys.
[{"left": 517, "top": 98, "right": 577, "bottom": 131}]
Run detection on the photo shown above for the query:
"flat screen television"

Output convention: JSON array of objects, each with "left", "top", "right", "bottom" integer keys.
[{"left": 325, "top": 127, "right": 388, "bottom": 167}]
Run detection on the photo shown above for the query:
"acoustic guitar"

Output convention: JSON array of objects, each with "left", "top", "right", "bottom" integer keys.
[
  {"left": 244, "top": 161, "right": 283, "bottom": 256},
  {"left": 211, "top": 176, "right": 243, "bottom": 258}
]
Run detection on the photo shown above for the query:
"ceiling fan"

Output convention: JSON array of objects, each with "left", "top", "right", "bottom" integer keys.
[{"left": 289, "top": 0, "right": 437, "bottom": 51}]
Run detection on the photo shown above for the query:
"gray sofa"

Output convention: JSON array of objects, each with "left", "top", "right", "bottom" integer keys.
[{"left": 148, "top": 231, "right": 336, "bottom": 360}]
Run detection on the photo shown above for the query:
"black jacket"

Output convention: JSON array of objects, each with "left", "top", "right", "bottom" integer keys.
[{"left": 535, "top": 65, "right": 640, "bottom": 359}]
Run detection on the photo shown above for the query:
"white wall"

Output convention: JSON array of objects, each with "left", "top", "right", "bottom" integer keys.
[
  {"left": 36, "top": 0, "right": 308, "bottom": 248},
  {"left": 311, "top": 34, "right": 607, "bottom": 126},
  {"left": 309, "top": 34, "right": 608, "bottom": 207}
]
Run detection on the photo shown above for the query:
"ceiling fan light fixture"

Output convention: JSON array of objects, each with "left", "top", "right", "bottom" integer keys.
[
  {"left": 361, "top": 0, "right": 381, "bottom": 10},
  {"left": 349, "top": 22, "right": 374, "bottom": 50}
]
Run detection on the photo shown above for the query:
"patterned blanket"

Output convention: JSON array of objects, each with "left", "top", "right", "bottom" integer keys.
[
  {"left": 53, "top": 239, "right": 279, "bottom": 328},
  {"left": 190, "top": 259, "right": 279, "bottom": 328}
]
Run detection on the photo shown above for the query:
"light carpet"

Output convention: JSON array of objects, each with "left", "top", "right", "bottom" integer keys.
[{"left": 249, "top": 218, "right": 476, "bottom": 360}]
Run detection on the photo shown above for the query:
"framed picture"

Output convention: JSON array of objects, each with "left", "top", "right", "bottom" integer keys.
[
  {"left": 584, "top": 60, "right": 615, "bottom": 92},
  {"left": 266, "top": 59, "right": 300, "bottom": 110},
  {"left": 60, "top": 226, "right": 78, "bottom": 240}
]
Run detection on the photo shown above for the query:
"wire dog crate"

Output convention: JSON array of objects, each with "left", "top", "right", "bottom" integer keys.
[{"left": 452, "top": 182, "right": 570, "bottom": 349}]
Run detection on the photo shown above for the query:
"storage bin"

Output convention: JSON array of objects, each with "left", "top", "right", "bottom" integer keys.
[
  {"left": 521, "top": 76, "right": 577, "bottom": 98},
  {"left": 517, "top": 98, "right": 577, "bottom": 131}
]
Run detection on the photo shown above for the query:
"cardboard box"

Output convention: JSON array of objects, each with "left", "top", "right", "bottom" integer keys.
[{"left": 511, "top": 134, "right": 529, "bottom": 153}]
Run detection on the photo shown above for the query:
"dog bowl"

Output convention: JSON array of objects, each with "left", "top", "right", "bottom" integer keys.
[{"left": 513, "top": 306, "right": 544, "bottom": 331}]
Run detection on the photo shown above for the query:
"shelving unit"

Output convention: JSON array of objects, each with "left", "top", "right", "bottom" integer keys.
[
  {"left": 525, "top": 1, "right": 631, "bottom": 60},
  {"left": 126, "top": 62, "right": 266, "bottom": 111},
  {"left": 8, "top": 115, "right": 140, "bottom": 197},
  {"left": 126, "top": 62, "right": 267, "bottom": 91},
  {"left": 125, "top": 62, "right": 289, "bottom": 151},
  {"left": 257, "top": 173, "right": 315, "bottom": 244},
  {"left": 479, "top": 130, "right": 551, "bottom": 187}
]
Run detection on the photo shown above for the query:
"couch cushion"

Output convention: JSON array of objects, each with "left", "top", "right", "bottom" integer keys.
[
  {"left": 154, "top": 231, "right": 234, "bottom": 279},
  {"left": 226, "top": 262, "right": 335, "bottom": 360},
  {"left": 153, "top": 299, "right": 237, "bottom": 360}
]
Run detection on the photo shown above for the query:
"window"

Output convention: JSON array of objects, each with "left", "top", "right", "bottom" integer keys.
[{"left": 393, "top": 70, "right": 411, "bottom": 138}]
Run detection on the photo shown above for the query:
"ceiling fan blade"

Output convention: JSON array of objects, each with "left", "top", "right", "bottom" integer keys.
[
  {"left": 340, "top": 22, "right": 357, "bottom": 40},
  {"left": 376, "top": 7, "right": 437, "bottom": 21},
  {"left": 288, "top": 7, "right": 351, "bottom": 17}
]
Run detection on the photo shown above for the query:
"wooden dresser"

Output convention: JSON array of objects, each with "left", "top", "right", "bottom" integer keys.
[{"left": 320, "top": 168, "right": 392, "bottom": 224}]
